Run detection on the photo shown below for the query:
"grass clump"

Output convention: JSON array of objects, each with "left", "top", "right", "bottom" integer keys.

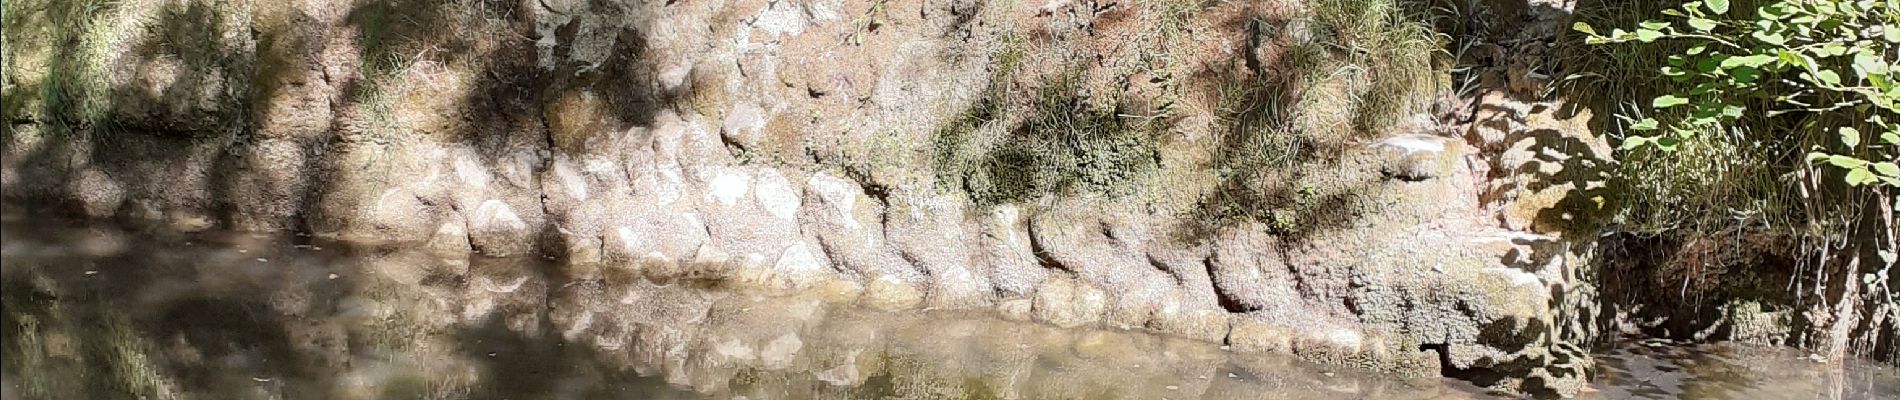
[
  {"left": 1304, "top": 0, "right": 1442, "bottom": 135},
  {"left": 1187, "top": 0, "right": 1446, "bottom": 237},
  {"left": 934, "top": 68, "right": 1164, "bottom": 208},
  {"left": 932, "top": 33, "right": 1165, "bottom": 208},
  {"left": 3, "top": 0, "right": 128, "bottom": 137}
]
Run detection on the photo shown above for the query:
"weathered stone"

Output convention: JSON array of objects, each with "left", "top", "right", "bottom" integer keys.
[
  {"left": 861, "top": 276, "right": 923, "bottom": 311},
  {"left": 1033, "top": 277, "right": 1108, "bottom": 329},
  {"left": 1373, "top": 134, "right": 1468, "bottom": 181},
  {"left": 1469, "top": 94, "right": 1614, "bottom": 234},
  {"left": 1228, "top": 318, "right": 1292, "bottom": 354},
  {"left": 68, "top": 168, "right": 125, "bottom": 219}
]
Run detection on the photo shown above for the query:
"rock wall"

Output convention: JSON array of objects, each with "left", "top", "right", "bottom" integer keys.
[{"left": 1, "top": 0, "right": 1611, "bottom": 395}]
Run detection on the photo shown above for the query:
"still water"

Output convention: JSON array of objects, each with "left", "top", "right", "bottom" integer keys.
[{"left": 1, "top": 211, "right": 1895, "bottom": 399}]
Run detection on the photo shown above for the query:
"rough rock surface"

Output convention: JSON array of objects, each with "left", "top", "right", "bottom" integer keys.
[{"left": 1, "top": 0, "right": 1609, "bottom": 395}]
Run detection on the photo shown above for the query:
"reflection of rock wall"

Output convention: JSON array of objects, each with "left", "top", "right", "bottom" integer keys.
[
  {"left": 1, "top": 0, "right": 1608, "bottom": 395},
  {"left": 1, "top": 223, "right": 1487, "bottom": 399}
]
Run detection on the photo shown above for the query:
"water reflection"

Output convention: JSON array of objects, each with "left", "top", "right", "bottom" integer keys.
[
  {"left": 0, "top": 214, "right": 1467, "bottom": 399},
  {"left": 1589, "top": 340, "right": 1900, "bottom": 400},
  {"left": 4, "top": 213, "right": 1896, "bottom": 399}
]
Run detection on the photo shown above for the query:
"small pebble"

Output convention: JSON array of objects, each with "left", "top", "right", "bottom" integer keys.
[
  {"left": 328, "top": 273, "right": 339, "bottom": 280},
  {"left": 251, "top": 377, "right": 272, "bottom": 382},
  {"left": 1324, "top": 372, "right": 1335, "bottom": 377},
  {"left": 84, "top": 270, "right": 98, "bottom": 275},
  {"left": 238, "top": 249, "right": 248, "bottom": 253},
  {"left": 257, "top": 258, "right": 268, "bottom": 263},
  {"left": 1227, "top": 373, "right": 1238, "bottom": 378},
  {"left": 1165, "top": 385, "right": 1179, "bottom": 390}
]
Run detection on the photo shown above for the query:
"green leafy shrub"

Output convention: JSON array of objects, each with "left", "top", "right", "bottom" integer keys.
[
  {"left": 1576, "top": 0, "right": 1897, "bottom": 187},
  {"left": 1576, "top": 0, "right": 1899, "bottom": 355}
]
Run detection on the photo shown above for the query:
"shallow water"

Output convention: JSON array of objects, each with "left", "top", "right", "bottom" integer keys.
[{"left": 0, "top": 212, "right": 1894, "bottom": 399}]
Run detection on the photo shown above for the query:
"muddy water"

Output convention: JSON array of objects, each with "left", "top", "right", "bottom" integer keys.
[{"left": 0, "top": 213, "right": 1894, "bottom": 400}]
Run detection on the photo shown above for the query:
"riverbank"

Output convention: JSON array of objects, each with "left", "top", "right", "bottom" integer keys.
[
  {"left": 3, "top": 0, "right": 1893, "bottom": 396},
  {"left": 6, "top": 212, "right": 1897, "bottom": 399}
]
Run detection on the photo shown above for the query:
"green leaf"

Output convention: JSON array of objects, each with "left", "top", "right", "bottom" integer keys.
[
  {"left": 1696, "top": 56, "right": 1724, "bottom": 73},
  {"left": 1573, "top": 21, "right": 1597, "bottom": 36},
  {"left": 1656, "top": 136, "right": 1681, "bottom": 151},
  {"left": 1814, "top": 69, "right": 1843, "bottom": 86},
  {"left": 1855, "top": 51, "right": 1891, "bottom": 77},
  {"left": 1847, "top": 168, "right": 1877, "bottom": 186},
  {"left": 1808, "top": 152, "right": 1832, "bottom": 163},
  {"left": 1620, "top": 136, "right": 1656, "bottom": 150},
  {"left": 1828, "top": 155, "right": 1871, "bottom": 169},
  {"left": 1818, "top": 43, "right": 1848, "bottom": 57},
  {"left": 1721, "top": 104, "right": 1746, "bottom": 119},
  {"left": 1686, "top": 44, "right": 1708, "bottom": 55},
  {"left": 1731, "top": 66, "right": 1761, "bottom": 83},
  {"left": 1752, "top": 30, "right": 1786, "bottom": 45},
  {"left": 1707, "top": 0, "right": 1729, "bottom": 14},
  {"left": 1722, "top": 54, "right": 1777, "bottom": 69},
  {"left": 1838, "top": 1, "right": 1860, "bottom": 14},
  {"left": 1631, "top": 118, "right": 1660, "bottom": 131},
  {"left": 1887, "top": 26, "right": 1900, "bottom": 43},
  {"left": 1654, "top": 95, "right": 1690, "bottom": 108},
  {"left": 1875, "top": 162, "right": 1900, "bottom": 177},
  {"left": 1639, "top": 20, "right": 1670, "bottom": 30},
  {"left": 1882, "top": 131, "right": 1900, "bottom": 145},
  {"left": 1688, "top": 18, "right": 1718, "bottom": 32},
  {"left": 1842, "top": 127, "right": 1862, "bottom": 147},
  {"left": 1636, "top": 28, "right": 1664, "bottom": 42},
  {"left": 1779, "top": 50, "right": 1810, "bottom": 69},
  {"left": 1758, "top": 3, "right": 1786, "bottom": 19}
]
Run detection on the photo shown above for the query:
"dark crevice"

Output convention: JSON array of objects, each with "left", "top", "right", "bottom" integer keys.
[
  {"left": 1146, "top": 253, "right": 1185, "bottom": 286},
  {"left": 1025, "top": 221, "right": 1074, "bottom": 275},
  {"left": 1205, "top": 257, "right": 1256, "bottom": 313}
]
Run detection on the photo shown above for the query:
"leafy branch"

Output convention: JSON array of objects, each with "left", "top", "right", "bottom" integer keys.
[{"left": 1576, "top": 0, "right": 1898, "bottom": 189}]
